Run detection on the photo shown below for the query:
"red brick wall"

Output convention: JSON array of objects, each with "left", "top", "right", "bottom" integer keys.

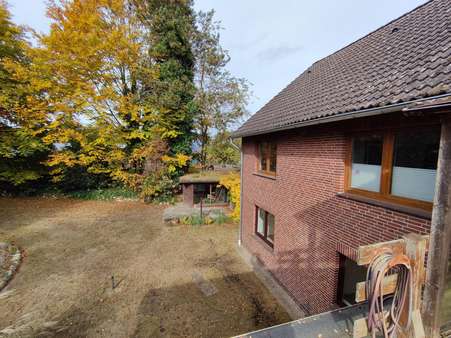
[{"left": 240, "top": 116, "right": 433, "bottom": 314}]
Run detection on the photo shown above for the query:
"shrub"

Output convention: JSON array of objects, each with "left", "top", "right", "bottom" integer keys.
[
  {"left": 140, "top": 171, "right": 178, "bottom": 204},
  {"left": 219, "top": 172, "right": 240, "bottom": 221},
  {"left": 180, "top": 214, "right": 215, "bottom": 226},
  {"left": 67, "top": 186, "right": 138, "bottom": 201},
  {"left": 213, "top": 211, "right": 230, "bottom": 225}
]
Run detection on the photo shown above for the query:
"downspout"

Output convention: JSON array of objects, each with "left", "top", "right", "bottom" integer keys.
[
  {"left": 229, "top": 138, "right": 243, "bottom": 246},
  {"left": 422, "top": 115, "right": 451, "bottom": 337}
]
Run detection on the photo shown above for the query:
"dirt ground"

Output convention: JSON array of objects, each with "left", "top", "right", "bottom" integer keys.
[{"left": 0, "top": 198, "right": 290, "bottom": 338}]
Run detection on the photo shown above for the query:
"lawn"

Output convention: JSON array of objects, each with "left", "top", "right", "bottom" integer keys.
[{"left": 0, "top": 198, "right": 289, "bottom": 338}]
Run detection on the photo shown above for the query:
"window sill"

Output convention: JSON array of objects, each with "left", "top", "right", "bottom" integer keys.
[
  {"left": 253, "top": 234, "right": 275, "bottom": 252},
  {"left": 337, "top": 192, "right": 431, "bottom": 220},
  {"left": 253, "top": 172, "right": 276, "bottom": 180}
]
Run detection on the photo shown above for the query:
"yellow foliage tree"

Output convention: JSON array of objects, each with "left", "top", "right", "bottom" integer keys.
[
  {"left": 0, "top": 0, "right": 51, "bottom": 185},
  {"left": 3, "top": 0, "right": 194, "bottom": 192},
  {"left": 219, "top": 172, "right": 240, "bottom": 221},
  {"left": 2, "top": 0, "right": 148, "bottom": 181}
]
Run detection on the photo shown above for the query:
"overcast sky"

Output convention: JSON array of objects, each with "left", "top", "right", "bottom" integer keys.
[{"left": 8, "top": 0, "right": 427, "bottom": 114}]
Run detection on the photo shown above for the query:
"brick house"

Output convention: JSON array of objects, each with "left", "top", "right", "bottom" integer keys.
[{"left": 233, "top": 0, "right": 450, "bottom": 315}]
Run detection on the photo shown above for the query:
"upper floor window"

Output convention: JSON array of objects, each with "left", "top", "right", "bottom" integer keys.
[
  {"left": 346, "top": 127, "right": 440, "bottom": 211},
  {"left": 258, "top": 142, "right": 277, "bottom": 175}
]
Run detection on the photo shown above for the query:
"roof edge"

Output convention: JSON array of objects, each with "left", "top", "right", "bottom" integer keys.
[{"left": 232, "top": 93, "right": 451, "bottom": 138}]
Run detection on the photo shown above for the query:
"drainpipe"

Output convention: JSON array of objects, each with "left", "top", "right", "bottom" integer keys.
[
  {"left": 422, "top": 115, "right": 451, "bottom": 337},
  {"left": 229, "top": 138, "right": 243, "bottom": 246}
]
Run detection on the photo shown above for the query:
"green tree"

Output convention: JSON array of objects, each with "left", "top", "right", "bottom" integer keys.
[
  {"left": 193, "top": 10, "right": 250, "bottom": 168},
  {"left": 139, "top": 0, "right": 197, "bottom": 156},
  {"left": 206, "top": 131, "right": 240, "bottom": 166}
]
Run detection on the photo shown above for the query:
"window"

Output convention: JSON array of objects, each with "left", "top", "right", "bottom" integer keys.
[
  {"left": 258, "top": 142, "right": 277, "bottom": 175},
  {"left": 391, "top": 130, "right": 439, "bottom": 202},
  {"left": 345, "top": 127, "right": 440, "bottom": 211},
  {"left": 351, "top": 135, "right": 383, "bottom": 192},
  {"left": 255, "top": 207, "right": 275, "bottom": 247}
]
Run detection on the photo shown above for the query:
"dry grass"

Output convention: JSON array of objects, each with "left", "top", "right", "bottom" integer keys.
[{"left": 0, "top": 197, "right": 289, "bottom": 338}]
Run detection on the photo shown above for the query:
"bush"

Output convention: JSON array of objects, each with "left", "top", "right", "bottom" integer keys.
[
  {"left": 213, "top": 211, "right": 230, "bottom": 225},
  {"left": 179, "top": 211, "right": 231, "bottom": 226},
  {"left": 180, "top": 214, "right": 215, "bottom": 226},
  {"left": 140, "top": 171, "right": 178, "bottom": 204},
  {"left": 66, "top": 186, "right": 138, "bottom": 201}
]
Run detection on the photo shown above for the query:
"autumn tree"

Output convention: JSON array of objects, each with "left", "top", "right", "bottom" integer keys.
[
  {"left": 1, "top": 0, "right": 162, "bottom": 190},
  {"left": 1, "top": 0, "right": 249, "bottom": 200},
  {"left": 2, "top": 0, "right": 193, "bottom": 198},
  {"left": 0, "top": 1, "right": 50, "bottom": 186},
  {"left": 193, "top": 10, "right": 249, "bottom": 168}
]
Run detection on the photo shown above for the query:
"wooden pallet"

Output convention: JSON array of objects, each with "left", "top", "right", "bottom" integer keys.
[{"left": 353, "top": 233, "right": 428, "bottom": 338}]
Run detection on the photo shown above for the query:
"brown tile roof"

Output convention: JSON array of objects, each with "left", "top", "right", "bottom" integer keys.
[{"left": 234, "top": 0, "right": 451, "bottom": 138}]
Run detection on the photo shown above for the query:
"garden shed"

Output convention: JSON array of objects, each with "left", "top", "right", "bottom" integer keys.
[{"left": 180, "top": 171, "right": 231, "bottom": 207}]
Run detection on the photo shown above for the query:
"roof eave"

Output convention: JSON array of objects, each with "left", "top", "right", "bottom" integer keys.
[{"left": 232, "top": 93, "right": 451, "bottom": 138}]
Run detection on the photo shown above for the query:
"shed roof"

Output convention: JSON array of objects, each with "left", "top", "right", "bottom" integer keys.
[
  {"left": 180, "top": 171, "right": 233, "bottom": 184},
  {"left": 234, "top": 0, "right": 451, "bottom": 138}
]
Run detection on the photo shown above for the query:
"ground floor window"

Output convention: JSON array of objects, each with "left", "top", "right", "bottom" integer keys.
[
  {"left": 337, "top": 254, "right": 367, "bottom": 306},
  {"left": 255, "top": 206, "right": 275, "bottom": 247}
]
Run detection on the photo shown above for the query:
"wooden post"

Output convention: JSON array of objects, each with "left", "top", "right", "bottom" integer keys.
[
  {"left": 404, "top": 233, "right": 427, "bottom": 312},
  {"left": 403, "top": 233, "right": 427, "bottom": 338},
  {"left": 423, "top": 115, "right": 451, "bottom": 337}
]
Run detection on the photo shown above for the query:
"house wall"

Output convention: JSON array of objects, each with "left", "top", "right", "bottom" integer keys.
[{"left": 240, "top": 114, "right": 437, "bottom": 314}]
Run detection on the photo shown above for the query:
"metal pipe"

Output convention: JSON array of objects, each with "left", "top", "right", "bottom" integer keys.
[
  {"left": 229, "top": 137, "right": 241, "bottom": 151},
  {"left": 238, "top": 145, "right": 243, "bottom": 246},
  {"left": 422, "top": 115, "right": 451, "bottom": 337}
]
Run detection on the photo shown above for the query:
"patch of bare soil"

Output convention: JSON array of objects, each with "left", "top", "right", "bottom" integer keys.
[{"left": 0, "top": 197, "right": 290, "bottom": 337}]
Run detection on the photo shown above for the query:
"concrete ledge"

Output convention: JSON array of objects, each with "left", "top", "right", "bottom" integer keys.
[{"left": 237, "top": 244, "right": 305, "bottom": 320}]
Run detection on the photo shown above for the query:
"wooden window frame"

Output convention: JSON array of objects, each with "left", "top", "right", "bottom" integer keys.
[
  {"left": 257, "top": 142, "right": 277, "bottom": 176},
  {"left": 344, "top": 129, "right": 436, "bottom": 212},
  {"left": 255, "top": 206, "right": 275, "bottom": 248}
]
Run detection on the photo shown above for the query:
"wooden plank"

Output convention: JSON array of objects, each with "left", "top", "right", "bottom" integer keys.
[
  {"left": 411, "top": 309, "right": 426, "bottom": 338},
  {"left": 357, "top": 235, "right": 429, "bottom": 266},
  {"left": 357, "top": 239, "right": 405, "bottom": 266},
  {"left": 355, "top": 273, "right": 398, "bottom": 303},
  {"left": 353, "top": 311, "right": 389, "bottom": 338},
  {"left": 352, "top": 317, "right": 368, "bottom": 338},
  {"left": 397, "top": 233, "right": 427, "bottom": 335},
  {"left": 356, "top": 270, "right": 427, "bottom": 303},
  {"left": 404, "top": 233, "right": 427, "bottom": 310}
]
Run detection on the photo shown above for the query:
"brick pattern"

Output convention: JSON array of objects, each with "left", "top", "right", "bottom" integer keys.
[{"left": 240, "top": 119, "right": 432, "bottom": 314}]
